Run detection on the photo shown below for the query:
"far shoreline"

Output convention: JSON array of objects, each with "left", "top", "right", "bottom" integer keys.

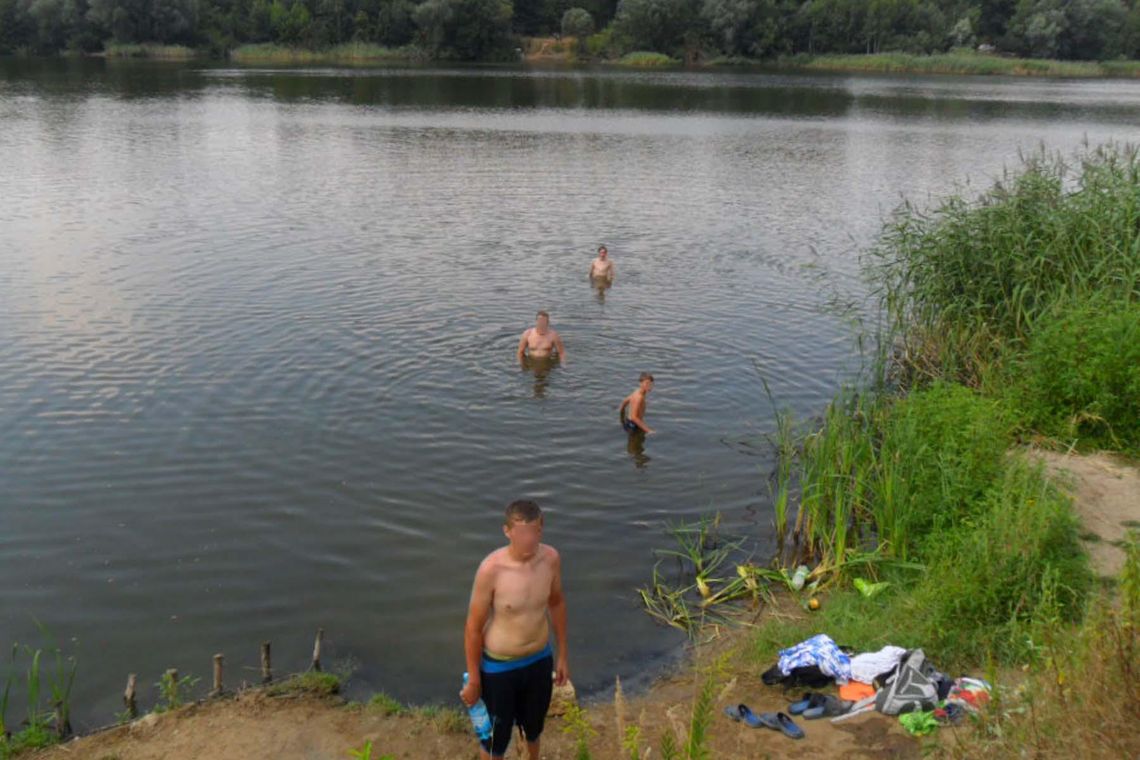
[{"left": 12, "top": 44, "right": 1140, "bottom": 80}]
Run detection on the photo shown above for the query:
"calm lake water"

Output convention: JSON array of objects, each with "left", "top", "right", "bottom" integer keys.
[{"left": 3, "top": 58, "right": 1140, "bottom": 727}]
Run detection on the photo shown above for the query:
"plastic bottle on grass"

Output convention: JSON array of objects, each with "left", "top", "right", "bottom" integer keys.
[
  {"left": 791, "top": 565, "right": 809, "bottom": 591},
  {"left": 462, "top": 672, "right": 492, "bottom": 741}
]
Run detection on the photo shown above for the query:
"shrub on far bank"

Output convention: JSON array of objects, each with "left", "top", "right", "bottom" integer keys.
[{"left": 619, "top": 51, "right": 674, "bottom": 66}]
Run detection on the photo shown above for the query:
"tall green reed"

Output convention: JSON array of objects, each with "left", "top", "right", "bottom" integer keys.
[{"left": 868, "top": 142, "right": 1140, "bottom": 388}]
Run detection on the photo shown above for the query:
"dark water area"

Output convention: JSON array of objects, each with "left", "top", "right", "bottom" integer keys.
[{"left": 2, "top": 57, "right": 1139, "bottom": 728}]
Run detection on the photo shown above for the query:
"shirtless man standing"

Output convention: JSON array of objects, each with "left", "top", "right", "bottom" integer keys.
[
  {"left": 588, "top": 245, "right": 614, "bottom": 281},
  {"left": 516, "top": 311, "right": 566, "bottom": 363},
  {"left": 460, "top": 500, "right": 569, "bottom": 760},
  {"left": 619, "top": 372, "right": 655, "bottom": 434}
]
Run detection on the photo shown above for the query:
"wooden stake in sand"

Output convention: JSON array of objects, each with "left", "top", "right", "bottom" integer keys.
[
  {"left": 211, "top": 653, "right": 224, "bottom": 698},
  {"left": 53, "top": 698, "right": 71, "bottom": 739},
  {"left": 311, "top": 628, "right": 324, "bottom": 672},
  {"left": 123, "top": 673, "right": 138, "bottom": 719},
  {"left": 261, "top": 641, "right": 273, "bottom": 684}
]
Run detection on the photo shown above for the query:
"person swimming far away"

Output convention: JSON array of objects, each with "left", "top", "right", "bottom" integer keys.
[
  {"left": 588, "top": 245, "right": 614, "bottom": 282},
  {"left": 516, "top": 310, "right": 566, "bottom": 365},
  {"left": 619, "top": 372, "right": 655, "bottom": 435}
]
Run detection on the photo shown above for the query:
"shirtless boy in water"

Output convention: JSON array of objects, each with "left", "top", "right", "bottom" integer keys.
[
  {"left": 619, "top": 372, "right": 655, "bottom": 434},
  {"left": 588, "top": 246, "right": 614, "bottom": 281},
  {"left": 460, "top": 500, "right": 570, "bottom": 760},
  {"left": 516, "top": 311, "right": 566, "bottom": 363}
]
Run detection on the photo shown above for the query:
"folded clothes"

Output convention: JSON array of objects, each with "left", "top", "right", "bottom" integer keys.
[{"left": 838, "top": 681, "right": 875, "bottom": 701}]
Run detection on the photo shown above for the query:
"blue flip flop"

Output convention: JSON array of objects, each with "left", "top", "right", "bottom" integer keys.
[
  {"left": 776, "top": 712, "right": 805, "bottom": 739},
  {"left": 730, "top": 704, "right": 781, "bottom": 730},
  {"left": 803, "top": 696, "right": 852, "bottom": 720},
  {"left": 725, "top": 704, "right": 763, "bottom": 727},
  {"left": 787, "top": 693, "right": 813, "bottom": 715}
]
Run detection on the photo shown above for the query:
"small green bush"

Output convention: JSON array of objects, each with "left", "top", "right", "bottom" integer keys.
[
  {"left": 265, "top": 671, "right": 340, "bottom": 697},
  {"left": 366, "top": 692, "right": 404, "bottom": 715},
  {"left": 1016, "top": 298, "right": 1140, "bottom": 449},
  {"left": 881, "top": 383, "right": 1011, "bottom": 552},
  {"left": 904, "top": 457, "right": 1092, "bottom": 665},
  {"left": 585, "top": 26, "right": 616, "bottom": 58}
]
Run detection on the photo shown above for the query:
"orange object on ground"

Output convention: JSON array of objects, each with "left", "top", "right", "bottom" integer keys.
[{"left": 839, "top": 681, "right": 875, "bottom": 701}]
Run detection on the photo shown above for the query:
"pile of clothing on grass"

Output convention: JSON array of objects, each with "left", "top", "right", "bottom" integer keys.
[{"left": 725, "top": 634, "right": 991, "bottom": 740}]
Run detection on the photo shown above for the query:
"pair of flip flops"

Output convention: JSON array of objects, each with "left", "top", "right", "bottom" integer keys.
[
  {"left": 723, "top": 704, "right": 804, "bottom": 739},
  {"left": 788, "top": 693, "right": 852, "bottom": 719}
]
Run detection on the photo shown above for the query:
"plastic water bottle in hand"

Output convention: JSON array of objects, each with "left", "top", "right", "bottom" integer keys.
[{"left": 462, "top": 672, "right": 492, "bottom": 741}]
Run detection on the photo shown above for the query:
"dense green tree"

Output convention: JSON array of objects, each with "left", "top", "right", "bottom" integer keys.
[
  {"left": 561, "top": 5, "right": 591, "bottom": 53},
  {"left": 372, "top": 0, "right": 416, "bottom": 44},
  {"left": 613, "top": 0, "right": 701, "bottom": 54},
  {"left": 560, "top": 4, "right": 590, "bottom": 35}
]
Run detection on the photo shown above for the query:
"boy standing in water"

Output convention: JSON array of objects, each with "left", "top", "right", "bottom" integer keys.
[
  {"left": 588, "top": 245, "right": 614, "bottom": 281},
  {"left": 619, "top": 372, "right": 655, "bottom": 434},
  {"left": 460, "top": 500, "right": 569, "bottom": 760}
]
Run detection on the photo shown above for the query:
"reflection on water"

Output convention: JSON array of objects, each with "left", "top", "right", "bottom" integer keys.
[
  {"left": 520, "top": 355, "right": 561, "bottom": 399},
  {"left": 3, "top": 58, "right": 1140, "bottom": 729},
  {"left": 591, "top": 276, "right": 613, "bottom": 304},
  {"left": 626, "top": 430, "right": 651, "bottom": 469}
]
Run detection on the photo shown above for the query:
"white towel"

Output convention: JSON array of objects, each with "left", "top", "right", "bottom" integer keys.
[{"left": 849, "top": 645, "right": 907, "bottom": 684}]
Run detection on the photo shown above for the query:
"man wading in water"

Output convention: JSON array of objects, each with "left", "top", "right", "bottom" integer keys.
[
  {"left": 516, "top": 311, "right": 566, "bottom": 364},
  {"left": 460, "top": 500, "right": 570, "bottom": 760}
]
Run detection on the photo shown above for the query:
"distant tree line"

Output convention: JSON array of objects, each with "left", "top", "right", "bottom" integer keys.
[{"left": 2, "top": 0, "right": 1139, "bottom": 61}]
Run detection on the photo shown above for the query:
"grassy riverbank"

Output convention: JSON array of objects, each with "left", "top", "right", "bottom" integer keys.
[
  {"left": 102, "top": 43, "right": 198, "bottom": 60},
  {"left": 751, "top": 142, "right": 1140, "bottom": 754},
  {"left": 228, "top": 43, "right": 419, "bottom": 64},
  {"left": 631, "top": 142, "right": 1139, "bottom": 758},
  {"left": 768, "top": 51, "right": 1140, "bottom": 77},
  {"left": 87, "top": 38, "right": 1140, "bottom": 80}
]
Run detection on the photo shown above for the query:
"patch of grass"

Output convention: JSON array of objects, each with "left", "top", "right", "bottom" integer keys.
[
  {"left": 777, "top": 51, "right": 1140, "bottom": 78},
  {"left": 904, "top": 456, "right": 1092, "bottom": 666},
  {"left": 265, "top": 671, "right": 341, "bottom": 698},
  {"left": 1011, "top": 298, "right": 1140, "bottom": 450},
  {"left": 365, "top": 692, "right": 404, "bottom": 716},
  {"left": 1, "top": 628, "right": 77, "bottom": 758},
  {"left": 153, "top": 670, "right": 198, "bottom": 713},
  {"left": 561, "top": 703, "right": 596, "bottom": 760},
  {"left": 618, "top": 51, "right": 674, "bottom": 66},
  {"left": 638, "top": 515, "right": 781, "bottom": 637},
  {"left": 949, "top": 535, "right": 1140, "bottom": 758},
  {"left": 228, "top": 43, "right": 416, "bottom": 64},
  {"left": 103, "top": 43, "right": 198, "bottom": 59},
  {"left": 410, "top": 704, "right": 467, "bottom": 734}
]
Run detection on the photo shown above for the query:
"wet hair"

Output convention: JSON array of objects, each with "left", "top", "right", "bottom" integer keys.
[
  {"left": 536, "top": 310, "right": 550, "bottom": 320},
  {"left": 639, "top": 372, "right": 655, "bottom": 383},
  {"left": 505, "top": 500, "right": 543, "bottom": 526},
  {"left": 598, "top": 246, "right": 608, "bottom": 254}
]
